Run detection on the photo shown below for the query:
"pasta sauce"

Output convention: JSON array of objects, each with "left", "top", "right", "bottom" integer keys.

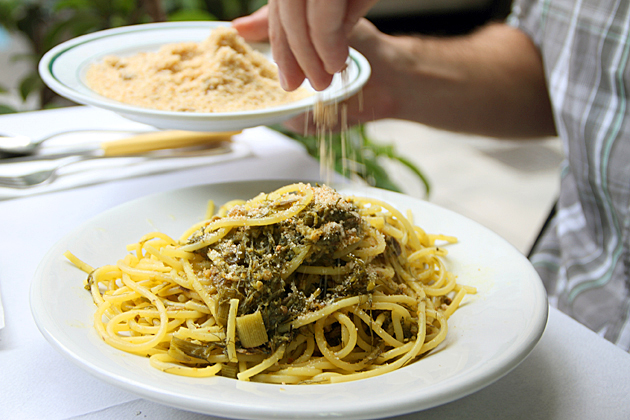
[{"left": 66, "top": 183, "right": 475, "bottom": 384}]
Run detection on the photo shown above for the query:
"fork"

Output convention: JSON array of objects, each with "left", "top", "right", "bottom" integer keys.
[
  {"left": 0, "top": 155, "right": 87, "bottom": 189},
  {"left": 0, "top": 144, "right": 232, "bottom": 189}
]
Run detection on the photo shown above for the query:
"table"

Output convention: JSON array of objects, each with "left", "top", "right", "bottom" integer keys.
[{"left": 1, "top": 107, "right": 628, "bottom": 420}]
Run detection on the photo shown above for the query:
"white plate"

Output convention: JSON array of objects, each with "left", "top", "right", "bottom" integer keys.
[
  {"left": 31, "top": 180, "right": 548, "bottom": 420},
  {"left": 38, "top": 22, "right": 371, "bottom": 132}
]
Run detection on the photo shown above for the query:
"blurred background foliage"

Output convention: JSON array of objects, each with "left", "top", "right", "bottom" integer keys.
[{"left": 0, "top": 0, "right": 429, "bottom": 194}]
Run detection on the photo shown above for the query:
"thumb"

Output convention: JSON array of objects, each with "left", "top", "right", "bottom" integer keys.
[
  {"left": 232, "top": 6, "right": 270, "bottom": 42},
  {"left": 343, "top": 0, "right": 381, "bottom": 36}
]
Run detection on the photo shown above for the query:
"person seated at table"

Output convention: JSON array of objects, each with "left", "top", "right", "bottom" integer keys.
[{"left": 232, "top": 0, "right": 630, "bottom": 351}]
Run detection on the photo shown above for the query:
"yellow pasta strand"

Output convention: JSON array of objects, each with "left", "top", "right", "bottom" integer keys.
[{"left": 66, "top": 183, "right": 476, "bottom": 385}]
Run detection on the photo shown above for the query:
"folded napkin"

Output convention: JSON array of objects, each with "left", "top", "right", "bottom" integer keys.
[{"left": 0, "top": 132, "right": 251, "bottom": 200}]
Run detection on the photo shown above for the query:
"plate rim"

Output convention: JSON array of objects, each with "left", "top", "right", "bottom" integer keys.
[{"left": 30, "top": 180, "right": 548, "bottom": 420}]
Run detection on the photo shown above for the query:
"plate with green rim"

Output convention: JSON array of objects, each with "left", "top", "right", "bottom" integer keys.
[{"left": 39, "top": 22, "right": 370, "bottom": 132}]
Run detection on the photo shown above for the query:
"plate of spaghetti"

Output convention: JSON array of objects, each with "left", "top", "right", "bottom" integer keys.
[
  {"left": 31, "top": 180, "right": 548, "bottom": 420},
  {"left": 39, "top": 22, "right": 370, "bottom": 132}
]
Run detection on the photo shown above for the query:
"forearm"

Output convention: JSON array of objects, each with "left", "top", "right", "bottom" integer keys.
[{"left": 364, "top": 23, "right": 556, "bottom": 138}]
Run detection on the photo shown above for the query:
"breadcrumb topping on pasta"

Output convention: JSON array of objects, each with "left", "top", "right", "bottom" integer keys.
[{"left": 195, "top": 184, "right": 370, "bottom": 347}]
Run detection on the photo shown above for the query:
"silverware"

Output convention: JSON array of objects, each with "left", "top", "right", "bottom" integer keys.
[
  {"left": 0, "top": 129, "right": 239, "bottom": 159},
  {"left": 0, "top": 142, "right": 233, "bottom": 189},
  {"left": 0, "top": 129, "right": 145, "bottom": 157},
  {"left": 0, "top": 155, "right": 87, "bottom": 188}
]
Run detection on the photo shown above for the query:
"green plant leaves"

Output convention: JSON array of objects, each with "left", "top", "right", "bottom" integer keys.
[
  {"left": 18, "top": 71, "right": 42, "bottom": 101},
  {"left": 0, "top": 83, "right": 16, "bottom": 114},
  {"left": 168, "top": 9, "right": 216, "bottom": 22},
  {"left": 0, "top": 104, "right": 17, "bottom": 114}
]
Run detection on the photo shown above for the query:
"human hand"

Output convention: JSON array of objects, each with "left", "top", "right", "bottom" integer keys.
[
  {"left": 283, "top": 18, "right": 398, "bottom": 134},
  {"left": 233, "top": 1, "right": 379, "bottom": 91},
  {"left": 234, "top": 11, "right": 397, "bottom": 133},
  {"left": 232, "top": 6, "right": 270, "bottom": 42}
]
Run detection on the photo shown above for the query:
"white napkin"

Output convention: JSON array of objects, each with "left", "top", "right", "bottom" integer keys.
[{"left": 0, "top": 135, "right": 251, "bottom": 200}]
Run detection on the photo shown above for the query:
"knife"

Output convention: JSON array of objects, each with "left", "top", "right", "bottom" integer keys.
[{"left": 0, "top": 130, "right": 240, "bottom": 163}]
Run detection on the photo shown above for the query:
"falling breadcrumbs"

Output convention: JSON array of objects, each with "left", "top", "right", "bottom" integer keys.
[{"left": 85, "top": 27, "right": 311, "bottom": 113}]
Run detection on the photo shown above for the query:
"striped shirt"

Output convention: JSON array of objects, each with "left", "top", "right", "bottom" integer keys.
[{"left": 508, "top": 0, "right": 630, "bottom": 350}]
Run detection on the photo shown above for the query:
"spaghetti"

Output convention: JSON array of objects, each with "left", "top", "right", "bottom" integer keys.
[{"left": 67, "top": 183, "right": 475, "bottom": 384}]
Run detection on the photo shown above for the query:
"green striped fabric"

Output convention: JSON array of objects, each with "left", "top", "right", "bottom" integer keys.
[{"left": 509, "top": 0, "right": 630, "bottom": 351}]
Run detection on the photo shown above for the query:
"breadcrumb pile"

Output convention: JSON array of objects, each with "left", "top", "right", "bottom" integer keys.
[{"left": 85, "top": 27, "right": 311, "bottom": 113}]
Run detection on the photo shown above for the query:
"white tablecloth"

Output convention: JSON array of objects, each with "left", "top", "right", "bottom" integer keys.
[{"left": 1, "top": 107, "right": 629, "bottom": 420}]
